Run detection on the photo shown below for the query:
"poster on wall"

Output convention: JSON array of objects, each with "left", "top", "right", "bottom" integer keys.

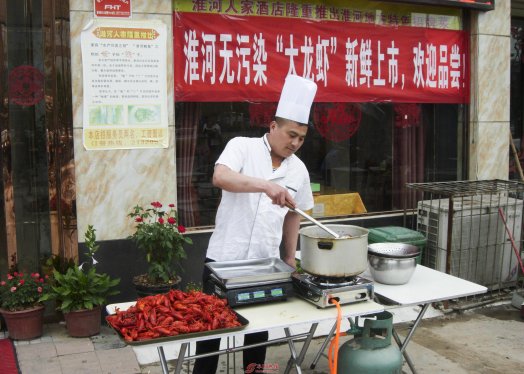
[
  {"left": 173, "top": 0, "right": 469, "bottom": 104},
  {"left": 81, "top": 19, "right": 168, "bottom": 150}
]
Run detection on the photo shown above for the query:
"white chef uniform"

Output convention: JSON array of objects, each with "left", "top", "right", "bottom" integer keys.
[
  {"left": 206, "top": 134, "right": 313, "bottom": 261},
  {"left": 206, "top": 74, "right": 317, "bottom": 261}
]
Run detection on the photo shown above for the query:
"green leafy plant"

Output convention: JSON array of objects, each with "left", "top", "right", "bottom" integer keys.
[
  {"left": 40, "top": 225, "right": 120, "bottom": 313},
  {"left": 128, "top": 201, "right": 192, "bottom": 284},
  {"left": 0, "top": 271, "right": 51, "bottom": 311}
]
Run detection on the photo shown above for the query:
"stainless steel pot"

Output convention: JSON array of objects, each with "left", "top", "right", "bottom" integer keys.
[{"left": 299, "top": 224, "right": 369, "bottom": 278}]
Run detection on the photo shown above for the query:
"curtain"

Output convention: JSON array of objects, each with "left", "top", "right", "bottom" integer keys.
[
  {"left": 176, "top": 103, "right": 201, "bottom": 227},
  {"left": 393, "top": 104, "right": 425, "bottom": 209}
]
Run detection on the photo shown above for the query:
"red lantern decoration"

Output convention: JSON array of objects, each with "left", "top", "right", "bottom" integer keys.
[
  {"left": 8, "top": 65, "right": 45, "bottom": 107},
  {"left": 313, "top": 103, "right": 362, "bottom": 142},
  {"left": 248, "top": 102, "right": 277, "bottom": 128}
]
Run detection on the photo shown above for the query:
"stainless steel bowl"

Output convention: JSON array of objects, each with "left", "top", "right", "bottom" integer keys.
[{"left": 368, "top": 253, "right": 417, "bottom": 285}]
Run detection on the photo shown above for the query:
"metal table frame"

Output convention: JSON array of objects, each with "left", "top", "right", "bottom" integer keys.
[
  {"left": 309, "top": 265, "right": 488, "bottom": 373},
  {"left": 107, "top": 298, "right": 384, "bottom": 374}
]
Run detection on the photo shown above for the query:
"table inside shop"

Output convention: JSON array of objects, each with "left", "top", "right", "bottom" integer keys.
[
  {"left": 107, "top": 298, "right": 383, "bottom": 374},
  {"left": 309, "top": 265, "right": 488, "bottom": 373}
]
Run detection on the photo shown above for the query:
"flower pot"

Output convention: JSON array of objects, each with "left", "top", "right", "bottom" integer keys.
[
  {"left": 133, "top": 274, "right": 181, "bottom": 298},
  {"left": 63, "top": 305, "right": 101, "bottom": 337},
  {"left": 0, "top": 305, "right": 45, "bottom": 340}
]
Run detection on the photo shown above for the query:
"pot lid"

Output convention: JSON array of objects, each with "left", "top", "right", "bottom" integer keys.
[{"left": 367, "top": 242, "right": 420, "bottom": 258}]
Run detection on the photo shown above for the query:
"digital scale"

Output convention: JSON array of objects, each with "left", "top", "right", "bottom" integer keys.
[
  {"left": 205, "top": 258, "right": 296, "bottom": 307},
  {"left": 207, "top": 274, "right": 294, "bottom": 307}
]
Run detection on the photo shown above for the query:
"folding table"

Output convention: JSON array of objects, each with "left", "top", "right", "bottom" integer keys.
[
  {"left": 107, "top": 297, "right": 383, "bottom": 374},
  {"left": 309, "top": 265, "right": 488, "bottom": 373}
]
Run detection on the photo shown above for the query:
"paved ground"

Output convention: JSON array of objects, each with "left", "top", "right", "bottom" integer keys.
[{"left": 3, "top": 297, "right": 524, "bottom": 373}]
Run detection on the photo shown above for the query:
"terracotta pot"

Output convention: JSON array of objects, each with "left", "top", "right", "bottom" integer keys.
[
  {"left": 0, "top": 304, "right": 45, "bottom": 340},
  {"left": 63, "top": 305, "right": 101, "bottom": 337}
]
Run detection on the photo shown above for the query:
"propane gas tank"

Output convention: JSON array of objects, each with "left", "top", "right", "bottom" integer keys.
[{"left": 337, "top": 311, "right": 402, "bottom": 374}]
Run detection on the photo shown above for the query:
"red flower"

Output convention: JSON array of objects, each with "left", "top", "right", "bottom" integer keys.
[
  {"left": 19, "top": 279, "right": 25, "bottom": 285},
  {"left": 169, "top": 203, "right": 175, "bottom": 208},
  {"left": 158, "top": 217, "right": 164, "bottom": 224},
  {"left": 0, "top": 281, "right": 5, "bottom": 286},
  {"left": 178, "top": 225, "right": 186, "bottom": 233},
  {"left": 135, "top": 217, "right": 143, "bottom": 222},
  {"left": 10, "top": 286, "right": 16, "bottom": 292},
  {"left": 151, "top": 201, "right": 162, "bottom": 208},
  {"left": 7, "top": 274, "right": 12, "bottom": 280},
  {"left": 167, "top": 217, "right": 176, "bottom": 225}
]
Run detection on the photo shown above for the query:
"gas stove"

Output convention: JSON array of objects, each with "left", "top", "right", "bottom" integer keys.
[{"left": 292, "top": 273, "right": 374, "bottom": 308}]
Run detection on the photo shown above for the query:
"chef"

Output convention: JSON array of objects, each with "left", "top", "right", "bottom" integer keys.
[{"left": 193, "top": 74, "right": 318, "bottom": 374}]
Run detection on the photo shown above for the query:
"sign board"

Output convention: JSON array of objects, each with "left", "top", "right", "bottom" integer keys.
[
  {"left": 376, "top": 0, "right": 494, "bottom": 11},
  {"left": 94, "top": 0, "right": 132, "bottom": 18}
]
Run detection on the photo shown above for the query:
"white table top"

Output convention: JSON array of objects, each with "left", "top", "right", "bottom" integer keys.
[
  {"left": 367, "top": 265, "right": 488, "bottom": 306},
  {"left": 106, "top": 298, "right": 383, "bottom": 346}
]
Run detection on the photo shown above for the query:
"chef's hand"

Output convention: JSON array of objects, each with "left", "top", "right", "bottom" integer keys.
[{"left": 265, "top": 182, "right": 296, "bottom": 208}]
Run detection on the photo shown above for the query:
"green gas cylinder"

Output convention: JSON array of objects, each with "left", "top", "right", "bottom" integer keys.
[{"left": 337, "top": 311, "right": 402, "bottom": 374}]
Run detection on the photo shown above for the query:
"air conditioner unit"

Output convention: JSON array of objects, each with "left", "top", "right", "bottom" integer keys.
[{"left": 417, "top": 196, "right": 522, "bottom": 289}]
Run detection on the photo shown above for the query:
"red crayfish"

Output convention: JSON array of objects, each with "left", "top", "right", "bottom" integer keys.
[{"left": 106, "top": 290, "right": 241, "bottom": 342}]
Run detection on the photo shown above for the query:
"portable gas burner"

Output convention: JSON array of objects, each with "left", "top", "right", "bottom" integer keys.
[{"left": 292, "top": 273, "right": 374, "bottom": 308}]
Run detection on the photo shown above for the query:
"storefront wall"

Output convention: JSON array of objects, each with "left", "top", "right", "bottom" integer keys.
[
  {"left": 66, "top": 1, "right": 509, "bottom": 237},
  {"left": 0, "top": 0, "right": 511, "bottom": 294}
]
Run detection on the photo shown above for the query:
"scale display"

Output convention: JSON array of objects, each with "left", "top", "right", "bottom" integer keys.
[
  {"left": 209, "top": 278, "right": 294, "bottom": 307},
  {"left": 235, "top": 287, "right": 285, "bottom": 303}
]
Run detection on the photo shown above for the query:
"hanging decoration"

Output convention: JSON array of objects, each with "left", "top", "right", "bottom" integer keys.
[
  {"left": 248, "top": 103, "right": 277, "bottom": 128},
  {"left": 393, "top": 103, "right": 422, "bottom": 128},
  {"left": 8, "top": 65, "right": 45, "bottom": 107},
  {"left": 314, "top": 103, "right": 362, "bottom": 142}
]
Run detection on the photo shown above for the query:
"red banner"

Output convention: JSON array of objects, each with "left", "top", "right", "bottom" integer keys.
[{"left": 174, "top": 12, "right": 469, "bottom": 103}]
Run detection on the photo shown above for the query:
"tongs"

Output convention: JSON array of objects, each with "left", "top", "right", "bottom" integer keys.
[{"left": 287, "top": 204, "right": 340, "bottom": 239}]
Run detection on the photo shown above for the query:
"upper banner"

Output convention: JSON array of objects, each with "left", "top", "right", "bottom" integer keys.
[{"left": 173, "top": 12, "right": 469, "bottom": 103}]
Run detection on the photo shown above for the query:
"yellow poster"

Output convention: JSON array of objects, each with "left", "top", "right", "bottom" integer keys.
[{"left": 81, "top": 19, "right": 169, "bottom": 150}]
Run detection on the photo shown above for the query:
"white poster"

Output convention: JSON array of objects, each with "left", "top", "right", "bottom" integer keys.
[{"left": 81, "top": 19, "right": 168, "bottom": 149}]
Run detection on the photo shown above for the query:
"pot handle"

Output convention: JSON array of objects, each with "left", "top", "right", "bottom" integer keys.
[{"left": 317, "top": 241, "right": 334, "bottom": 250}]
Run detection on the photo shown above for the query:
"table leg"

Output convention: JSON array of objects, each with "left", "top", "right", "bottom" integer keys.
[
  {"left": 393, "top": 303, "right": 431, "bottom": 374},
  {"left": 393, "top": 328, "right": 417, "bottom": 373},
  {"left": 309, "top": 321, "right": 337, "bottom": 369},
  {"left": 173, "top": 343, "right": 188, "bottom": 374},
  {"left": 157, "top": 346, "right": 169, "bottom": 374},
  {"left": 283, "top": 323, "right": 318, "bottom": 374}
]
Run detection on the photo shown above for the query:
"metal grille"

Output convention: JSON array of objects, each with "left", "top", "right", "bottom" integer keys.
[{"left": 407, "top": 180, "right": 524, "bottom": 290}]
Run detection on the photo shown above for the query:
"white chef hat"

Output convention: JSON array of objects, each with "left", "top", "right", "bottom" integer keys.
[{"left": 276, "top": 75, "right": 317, "bottom": 125}]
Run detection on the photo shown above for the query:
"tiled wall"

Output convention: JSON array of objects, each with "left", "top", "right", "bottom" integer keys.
[
  {"left": 70, "top": 1, "right": 176, "bottom": 241},
  {"left": 469, "top": 1, "right": 511, "bottom": 180}
]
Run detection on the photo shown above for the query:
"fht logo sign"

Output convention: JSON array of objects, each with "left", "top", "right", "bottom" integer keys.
[{"left": 94, "top": 0, "right": 131, "bottom": 18}]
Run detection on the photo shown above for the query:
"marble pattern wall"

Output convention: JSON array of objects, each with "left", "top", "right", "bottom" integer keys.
[
  {"left": 469, "top": 1, "right": 511, "bottom": 180},
  {"left": 70, "top": 0, "right": 175, "bottom": 241}
]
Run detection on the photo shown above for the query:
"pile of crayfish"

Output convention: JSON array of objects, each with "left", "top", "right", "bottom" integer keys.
[{"left": 106, "top": 290, "right": 242, "bottom": 341}]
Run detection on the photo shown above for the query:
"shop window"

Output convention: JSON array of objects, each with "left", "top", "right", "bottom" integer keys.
[{"left": 175, "top": 102, "right": 465, "bottom": 228}]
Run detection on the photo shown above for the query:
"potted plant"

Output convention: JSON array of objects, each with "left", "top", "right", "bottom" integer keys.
[
  {"left": 0, "top": 270, "right": 51, "bottom": 340},
  {"left": 40, "top": 225, "right": 120, "bottom": 337},
  {"left": 128, "top": 201, "right": 192, "bottom": 296}
]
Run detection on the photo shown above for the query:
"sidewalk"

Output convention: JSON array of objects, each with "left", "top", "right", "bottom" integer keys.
[{"left": 3, "top": 300, "right": 524, "bottom": 374}]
